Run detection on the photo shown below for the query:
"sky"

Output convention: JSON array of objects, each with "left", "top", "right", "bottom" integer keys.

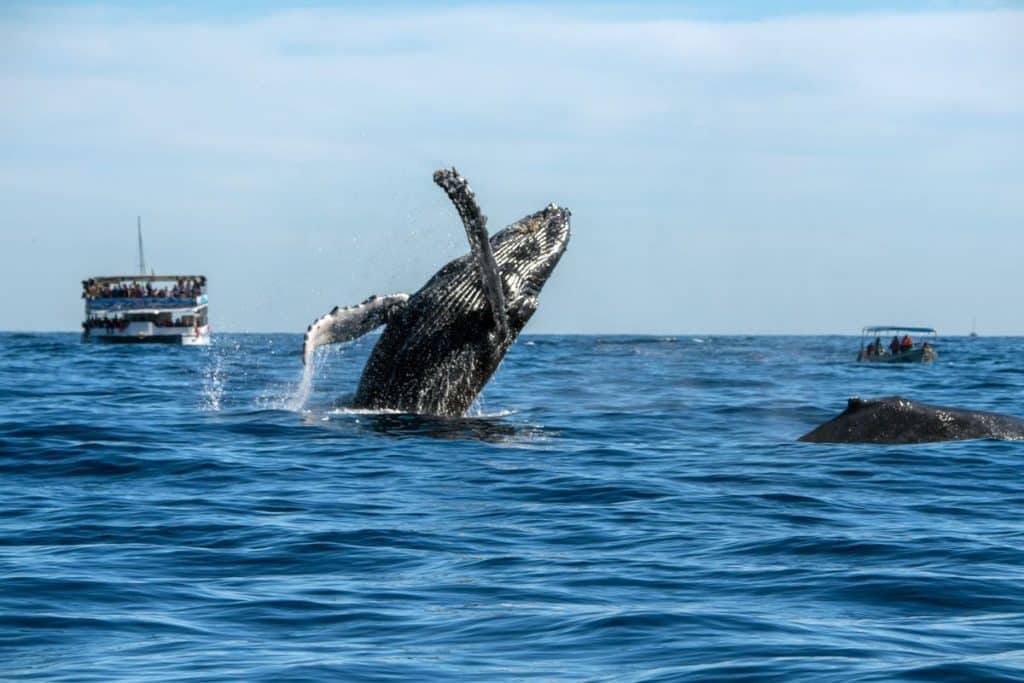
[{"left": 1, "top": 1, "right": 1021, "bottom": 334}]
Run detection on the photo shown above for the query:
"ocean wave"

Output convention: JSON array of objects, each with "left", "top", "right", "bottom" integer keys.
[{"left": 3, "top": 333, "right": 1024, "bottom": 680}]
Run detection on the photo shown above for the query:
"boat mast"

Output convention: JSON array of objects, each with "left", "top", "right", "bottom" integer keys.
[{"left": 137, "top": 216, "right": 147, "bottom": 276}]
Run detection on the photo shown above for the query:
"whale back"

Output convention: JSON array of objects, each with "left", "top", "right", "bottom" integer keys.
[{"left": 799, "top": 396, "right": 1024, "bottom": 444}]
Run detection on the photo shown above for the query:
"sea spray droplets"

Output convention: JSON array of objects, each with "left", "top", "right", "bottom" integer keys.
[
  {"left": 200, "top": 341, "right": 227, "bottom": 411},
  {"left": 202, "top": 360, "right": 223, "bottom": 411},
  {"left": 467, "top": 391, "right": 485, "bottom": 417},
  {"left": 286, "top": 355, "right": 318, "bottom": 412},
  {"left": 255, "top": 353, "right": 320, "bottom": 412},
  {"left": 250, "top": 336, "right": 374, "bottom": 412},
  {"left": 280, "top": 341, "right": 354, "bottom": 412}
]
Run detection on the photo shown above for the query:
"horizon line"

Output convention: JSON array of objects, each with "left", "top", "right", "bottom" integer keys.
[{"left": 0, "top": 329, "right": 1007, "bottom": 337}]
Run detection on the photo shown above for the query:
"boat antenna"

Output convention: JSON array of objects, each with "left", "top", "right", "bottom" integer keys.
[{"left": 137, "top": 216, "right": 147, "bottom": 276}]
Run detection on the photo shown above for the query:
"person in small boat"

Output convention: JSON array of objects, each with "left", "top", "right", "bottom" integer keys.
[
  {"left": 901, "top": 334, "right": 913, "bottom": 351},
  {"left": 890, "top": 336, "right": 901, "bottom": 354},
  {"left": 873, "top": 336, "right": 882, "bottom": 356}
]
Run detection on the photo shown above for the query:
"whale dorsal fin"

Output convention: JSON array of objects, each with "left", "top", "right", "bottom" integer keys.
[
  {"left": 303, "top": 293, "right": 410, "bottom": 365},
  {"left": 433, "top": 168, "right": 509, "bottom": 341},
  {"left": 845, "top": 397, "right": 871, "bottom": 414},
  {"left": 847, "top": 397, "right": 868, "bottom": 411}
]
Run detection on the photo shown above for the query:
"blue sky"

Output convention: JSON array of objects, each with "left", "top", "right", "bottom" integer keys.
[{"left": 1, "top": 2, "right": 1021, "bottom": 334}]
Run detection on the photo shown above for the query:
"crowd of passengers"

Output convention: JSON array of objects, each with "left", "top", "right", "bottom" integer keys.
[
  {"left": 82, "top": 277, "right": 206, "bottom": 300},
  {"left": 863, "top": 334, "right": 933, "bottom": 357},
  {"left": 82, "top": 318, "right": 128, "bottom": 332},
  {"left": 83, "top": 316, "right": 198, "bottom": 332}
]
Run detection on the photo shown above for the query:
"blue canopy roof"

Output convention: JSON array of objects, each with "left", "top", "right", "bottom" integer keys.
[
  {"left": 87, "top": 294, "right": 208, "bottom": 312},
  {"left": 862, "top": 326, "right": 936, "bottom": 334}
]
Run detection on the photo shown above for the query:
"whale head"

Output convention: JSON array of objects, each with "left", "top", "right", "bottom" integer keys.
[{"left": 491, "top": 203, "right": 571, "bottom": 329}]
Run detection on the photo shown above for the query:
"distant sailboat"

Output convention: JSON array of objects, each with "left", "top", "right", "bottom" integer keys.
[{"left": 969, "top": 317, "right": 978, "bottom": 338}]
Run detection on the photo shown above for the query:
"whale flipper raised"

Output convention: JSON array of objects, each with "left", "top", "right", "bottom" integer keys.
[
  {"left": 303, "top": 293, "right": 410, "bottom": 365},
  {"left": 432, "top": 168, "right": 509, "bottom": 343}
]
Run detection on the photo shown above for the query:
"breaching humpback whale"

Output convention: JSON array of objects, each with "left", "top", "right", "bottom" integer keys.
[
  {"left": 302, "top": 168, "right": 570, "bottom": 417},
  {"left": 799, "top": 396, "right": 1024, "bottom": 444}
]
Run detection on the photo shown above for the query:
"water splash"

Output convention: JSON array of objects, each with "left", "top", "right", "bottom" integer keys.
[
  {"left": 200, "top": 343, "right": 226, "bottom": 411},
  {"left": 285, "top": 355, "right": 318, "bottom": 412},
  {"left": 467, "top": 393, "right": 485, "bottom": 417},
  {"left": 325, "top": 406, "right": 403, "bottom": 416},
  {"left": 276, "top": 342, "right": 352, "bottom": 412}
]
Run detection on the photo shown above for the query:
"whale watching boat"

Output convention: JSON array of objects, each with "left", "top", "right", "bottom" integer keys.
[
  {"left": 81, "top": 220, "right": 210, "bottom": 345},
  {"left": 857, "top": 326, "right": 936, "bottom": 363}
]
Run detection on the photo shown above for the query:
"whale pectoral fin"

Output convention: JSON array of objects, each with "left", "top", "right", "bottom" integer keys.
[
  {"left": 302, "top": 293, "right": 410, "bottom": 365},
  {"left": 433, "top": 167, "right": 509, "bottom": 341}
]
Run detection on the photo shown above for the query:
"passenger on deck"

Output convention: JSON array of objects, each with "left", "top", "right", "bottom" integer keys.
[
  {"left": 82, "top": 278, "right": 204, "bottom": 300},
  {"left": 873, "top": 336, "right": 882, "bottom": 356},
  {"left": 901, "top": 335, "right": 913, "bottom": 351},
  {"left": 889, "top": 336, "right": 901, "bottom": 354}
]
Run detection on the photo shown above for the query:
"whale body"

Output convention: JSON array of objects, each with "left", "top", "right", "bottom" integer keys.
[
  {"left": 799, "top": 396, "right": 1024, "bottom": 444},
  {"left": 302, "top": 168, "right": 570, "bottom": 417}
]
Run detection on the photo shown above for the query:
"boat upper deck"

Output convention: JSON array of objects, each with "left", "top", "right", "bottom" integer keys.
[
  {"left": 83, "top": 275, "right": 208, "bottom": 314},
  {"left": 862, "top": 326, "right": 937, "bottom": 336}
]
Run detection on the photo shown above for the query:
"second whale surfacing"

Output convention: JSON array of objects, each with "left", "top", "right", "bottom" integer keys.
[
  {"left": 302, "top": 168, "right": 570, "bottom": 417},
  {"left": 799, "top": 396, "right": 1024, "bottom": 444}
]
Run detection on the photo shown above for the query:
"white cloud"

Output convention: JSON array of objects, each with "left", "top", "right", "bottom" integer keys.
[{"left": 0, "top": 5, "right": 1021, "bottom": 333}]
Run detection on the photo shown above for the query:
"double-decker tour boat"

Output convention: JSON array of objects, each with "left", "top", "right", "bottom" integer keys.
[{"left": 81, "top": 220, "right": 210, "bottom": 345}]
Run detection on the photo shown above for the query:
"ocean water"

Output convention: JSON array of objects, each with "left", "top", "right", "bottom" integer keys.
[{"left": 2, "top": 332, "right": 1023, "bottom": 682}]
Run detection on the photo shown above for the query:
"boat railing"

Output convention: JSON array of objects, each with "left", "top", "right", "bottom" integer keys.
[{"left": 86, "top": 294, "right": 208, "bottom": 311}]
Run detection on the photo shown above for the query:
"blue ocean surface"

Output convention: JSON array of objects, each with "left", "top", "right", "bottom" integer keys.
[{"left": 1, "top": 332, "right": 1023, "bottom": 682}]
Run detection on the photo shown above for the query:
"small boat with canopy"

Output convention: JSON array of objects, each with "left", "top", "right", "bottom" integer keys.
[{"left": 857, "top": 326, "right": 937, "bottom": 363}]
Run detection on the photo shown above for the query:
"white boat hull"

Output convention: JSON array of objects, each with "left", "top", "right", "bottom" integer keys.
[
  {"left": 82, "top": 323, "right": 210, "bottom": 345},
  {"left": 857, "top": 346, "right": 936, "bottom": 364}
]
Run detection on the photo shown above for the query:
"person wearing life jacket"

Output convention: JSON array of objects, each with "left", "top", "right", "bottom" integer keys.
[{"left": 901, "top": 334, "right": 913, "bottom": 350}]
